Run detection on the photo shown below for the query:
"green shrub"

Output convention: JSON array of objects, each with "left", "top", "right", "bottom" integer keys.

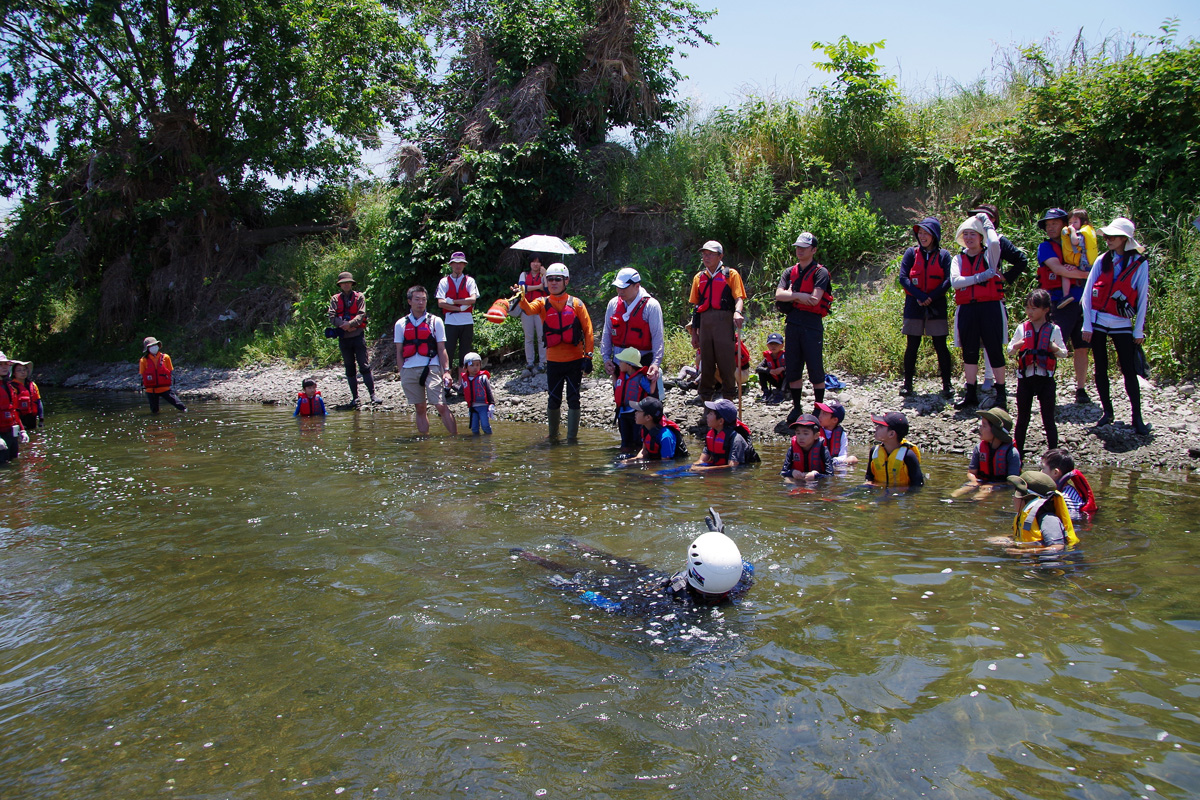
[
  {"left": 767, "top": 188, "right": 895, "bottom": 274},
  {"left": 682, "top": 159, "right": 780, "bottom": 255}
]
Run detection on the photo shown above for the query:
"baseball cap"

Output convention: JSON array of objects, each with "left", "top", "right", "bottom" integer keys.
[
  {"left": 871, "top": 411, "right": 910, "bottom": 439},
  {"left": 703, "top": 398, "right": 738, "bottom": 425},
  {"left": 636, "top": 396, "right": 664, "bottom": 418},
  {"left": 789, "top": 414, "right": 821, "bottom": 430},
  {"left": 766, "top": 332, "right": 784, "bottom": 345},
  {"left": 792, "top": 232, "right": 818, "bottom": 248},
  {"left": 449, "top": 251, "right": 468, "bottom": 263},
  {"left": 815, "top": 401, "right": 846, "bottom": 424},
  {"left": 463, "top": 352, "right": 482, "bottom": 364},
  {"left": 1036, "top": 208, "right": 1069, "bottom": 230},
  {"left": 612, "top": 267, "right": 642, "bottom": 288},
  {"left": 699, "top": 240, "right": 724, "bottom": 254}
]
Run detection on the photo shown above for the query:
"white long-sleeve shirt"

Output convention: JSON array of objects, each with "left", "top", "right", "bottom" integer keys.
[
  {"left": 950, "top": 218, "right": 1001, "bottom": 290},
  {"left": 1081, "top": 250, "right": 1149, "bottom": 340}
]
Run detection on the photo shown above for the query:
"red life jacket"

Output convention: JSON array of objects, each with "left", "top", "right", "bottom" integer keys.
[
  {"left": 461, "top": 371, "right": 494, "bottom": 406},
  {"left": 614, "top": 367, "right": 651, "bottom": 408},
  {"left": 12, "top": 380, "right": 32, "bottom": 414},
  {"left": 705, "top": 420, "right": 752, "bottom": 466},
  {"left": 738, "top": 339, "right": 750, "bottom": 369},
  {"left": 761, "top": 349, "right": 785, "bottom": 371},
  {"left": 696, "top": 268, "right": 734, "bottom": 313},
  {"left": 610, "top": 295, "right": 653, "bottom": 351},
  {"left": 820, "top": 425, "right": 845, "bottom": 457},
  {"left": 334, "top": 291, "right": 366, "bottom": 332},
  {"left": 908, "top": 248, "right": 945, "bottom": 295},
  {"left": 1090, "top": 251, "right": 1143, "bottom": 320},
  {"left": 296, "top": 392, "right": 323, "bottom": 417},
  {"left": 400, "top": 315, "right": 436, "bottom": 360},
  {"left": 28, "top": 381, "right": 39, "bottom": 405},
  {"left": 141, "top": 353, "right": 172, "bottom": 390},
  {"left": 1037, "top": 239, "right": 1067, "bottom": 291},
  {"left": 954, "top": 251, "right": 1004, "bottom": 305},
  {"left": 522, "top": 272, "right": 548, "bottom": 301},
  {"left": 640, "top": 418, "right": 685, "bottom": 460},
  {"left": 1059, "top": 469, "right": 1099, "bottom": 517},
  {"left": 789, "top": 437, "right": 830, "bottom": 474},
  {"left": 444, "top": 274, "right": 475, "bottom": 311},
  {"left": 1017, "top": 320, "right": 1057, "bottom": 375},
  {"left": 976, "top": 440, "right": 1016, "bottom": 481},
  {"left": 787, "top": 263, "right": 833, "bottom": 316},
  {"left": 0, "top": 381, "right": 21, "bottom": 428},
  {"left": 543, "top": 296, "right": 582, "bottom": 347}
]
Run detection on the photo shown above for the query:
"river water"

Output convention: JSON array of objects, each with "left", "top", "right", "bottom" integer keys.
[{"left": 2, "top": 393, "right": 1199, "bottom": 799}]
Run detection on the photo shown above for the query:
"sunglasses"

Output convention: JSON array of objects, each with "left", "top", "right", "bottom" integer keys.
[{"left": 544, "top": 276, "right": 565, "bottom": 282}]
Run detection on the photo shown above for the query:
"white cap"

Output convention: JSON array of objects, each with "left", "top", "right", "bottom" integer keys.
[
  {"left": 463, "top": 352, "right": 482, "bottom": 364},
  {"left": 699, "top": 240, "right": 723, "bottom": 254},
  {"left": 612, "top": 267, "right": 642, "bottom": 288}
]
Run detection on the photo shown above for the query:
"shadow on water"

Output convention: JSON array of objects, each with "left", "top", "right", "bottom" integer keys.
[{"left": 1, "top": 391, "right": 1199, "bottom": 798}]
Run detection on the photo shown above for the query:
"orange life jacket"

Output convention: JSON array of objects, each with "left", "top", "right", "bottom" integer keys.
[
  {"left": 706, "top": 420, "right": 752, "bottom": 466},
  {"left": 820, "top": 425, "right": 846, "bottom": 457},
  {"left": 614, "top": 367, "right": 651, "bottom": 408},
  {"left": 977, "top": 440, "right": 1016, "bottom": 482},
  {"left": 444, "top": 274, "right": 475, "bottom": 311},
  {"left": 1059, "top": 469, "right": 1098, "bottom": 517},
  {"left": 786, "top": 263, "right": 833, "bottom": 316},
  {"left": 1037, "top": 239, "right": 1066, "bottom": 291},
  {"left": 954, "top": 251, "right": 1004, "bottom": 304},
  {"left": 1017, "top": 321, "right": 1057, "bottom": 375},
  {"left": 522, "top": 272, "right": 547, "bottom": 301},
  {"left": 296, "top": 392, "right": 324, "bottom": 417},
  {"left": 610, "top": 295, "right": 653, "bottom": 351},
  {"left": 761, "top": 350, "right": 785, "bottom": 371},
  {"left": 12, "top": 380, "right": 32, "bottom": 414},
  {"left": 334, "top": 291, "right": 366, "bottom": 332},
  {"left": 908, "top": 248, "right": 945, "bottom": 295},
  {"left": 543, "top": 297, "right": 582, "bottom": 347},
  {"left": 789, "top": 437, "right": 830, "bottom": 474},
  {"left": 0, "top": 381, "right": 21, "bottom": 428},
  {"left": 640, "top": 418, "right": 685, "bottom": 460},
  {"left": 141, "top": 353, "right": 172, "bottom": 390}
]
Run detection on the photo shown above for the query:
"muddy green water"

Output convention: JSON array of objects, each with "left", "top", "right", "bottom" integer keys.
[{"left": 3, "top": 393, "right": 1200, "bottom": 799}]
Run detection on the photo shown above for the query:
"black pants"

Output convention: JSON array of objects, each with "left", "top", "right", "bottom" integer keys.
[
  {"left": 785, "top": 321, "right": 825, "bottom": 386},
  {"left": 546, "top": 359, "right": 583, "bottom": 410},
  {"left": 0, "top": 428, "right": 17, "bottom": 463},
  {"left": 1014, "top": 374, "right": 1057, "bottom": 454},
  {"left": 444, "top": 323, "right": 474, "bottom": 378},
  {"left": 956, "top": 301, "right": 1006, "bottom": 367},
  {"left": 338, "top": 335, "right": 375, "bottom": 399},
  {"left": 617, "top": 411, "right": 641, "bottom": 451},
  {"left": 756, "top": 366, "right": 784, "bottom": 393},
  {"left": 147, "top": 390, "right": 187, "bottom": 413},
  {"left": 904, "top": 334, "right": 953, "bottom": 384},
  {"left": 1091, "top": 328, "right": 1141, "bottom": 415}
]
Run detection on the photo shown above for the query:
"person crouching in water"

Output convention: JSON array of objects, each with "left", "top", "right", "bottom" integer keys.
[
  {"left": 626, "top": 397, "right": 687, "bottom": 462},
  {"left": 815, "top": 400, "right": 857, "bottom": 467},
  {"left": 693, "top": 398, "right": 759, "bottom": 470},
  {"left": 139, "top": 337, "right": 187, "bottom": 414},
  {"left": 968, "top": 408, "right": 1021, "bottom": 487},
  {"left": 10, "top": 360, "right": 43, "bottom": 430},
  {"left": 613, "top": 347, "right": 654, "bottom": 454},
  {"left": 864, "top": 411, "right": 923, "bottom": 488},
  {"left": 988, "top": 470, "right": 1079, "bottom": 556},
  {"left": 781, "top": 414, "right": 831, "bottom": 482},
  {"left": 294, "top": 378, "right": 326, "bottom": 417},
  {"left": 461, "top": 352, "right": 496, "bottom": 435}
]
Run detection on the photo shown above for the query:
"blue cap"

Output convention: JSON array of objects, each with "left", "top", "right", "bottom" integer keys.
[{"left": 704, "top": 399, "right": 738, "bottom": 425}]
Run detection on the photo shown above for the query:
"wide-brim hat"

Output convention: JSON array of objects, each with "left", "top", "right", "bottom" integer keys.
[
  {"left": 614, "top": 346, "right": 643, "bottom": 367},
  {"left": 10, "top": 359, "right": 31, "bottom": 368},
  {"left": 336, "top": 271, "right": 356, "bottom": 285},
  {"left": 1098, "top": 217, "right": 1144, "bottom": 253},
  {"left": 449, "top": 251, "right": 468, "bottom": 264},
  {"left": 142, "top": 336, "right": 161, "bottom": 352},
  {"left": 0, "top": 351, "right": 10, "bottom": 363},
  {"left": 977, "top": 408, "right": 1014, "bottom": 444},
  {"left": 1008, "top": 470, "right": 1058, "bottom": 498}
]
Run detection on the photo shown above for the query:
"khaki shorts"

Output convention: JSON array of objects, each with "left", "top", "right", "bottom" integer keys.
[{"left": 401, "top": 364, "right": 446, "bottom": 406}]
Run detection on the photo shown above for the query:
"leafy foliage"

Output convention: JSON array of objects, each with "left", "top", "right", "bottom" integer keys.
[
  {"left": 767, "top": 188, "right": 895, "bottom": 273},
  {"left": 681, "top": 160, "right": 780, "bottom": 256}
]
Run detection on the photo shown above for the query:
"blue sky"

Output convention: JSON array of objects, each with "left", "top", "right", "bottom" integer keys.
[{"left": 672, "top": 0, "right": 1200, "bottom": 109}]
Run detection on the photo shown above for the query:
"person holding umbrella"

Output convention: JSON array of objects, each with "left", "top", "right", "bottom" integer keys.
[{"left": 510, "top": 253, "right": 549, "bottom": 377}]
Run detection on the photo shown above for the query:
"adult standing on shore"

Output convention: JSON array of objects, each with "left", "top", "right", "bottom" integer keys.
[
  {"left": 518, "top": 263, "right": 595, "bottom": 442},
  {"left": 687, "top": 241, "right": 746, "bottom": 404},
  {"left": 394, "top": 285, "right": 458, "bottom": 435},
  {"left": 1035, "top": 208, "right": 1094, "bottom": 404},
  {"left": 436, "top": 251, "right": 479, "bottom": 395},
  {"left": 327, "top": 271, "right": 378, "bottom": 406},
  {"left": 968, "top": 204, "right": 1028, "bottom": 389},
  {"left": 950, "top": 212, "right": 1008, "bottom": 410},
  {"left": 898, "top": 218, "right": 954, "bottom": 398},
  {"left": 1081, "top": 217, "right": 1150, "bottom": 435},
  {"left": 510, "top": 253, "right": 549, "bottom": 377},
  {"left": 601, "top": 267, "right": 665, "bottom": 391},
  {"left": 774, "top": 232, "right": 832, "bottom": 425}
]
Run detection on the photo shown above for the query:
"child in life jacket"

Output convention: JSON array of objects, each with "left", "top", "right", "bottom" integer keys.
[
  {"left": 138, "top": 336, "right": 188, "bottom": 414},
  {"left": 864, "top": 411, "right": 923, "bottom": 488},
  {"left": 693, "top": 399, "right": 759, "bottom": 470},
  {"left": 626, "top": 397, "right": 688, "bottom": 461},
  {"left": 965, "top": 408, "right": 1021, "bottom": 488},
  {"left": 294, "top": 378, "right": 326, "bottom": 417},
  {"left": 815, "top": 400, "right": 857, "bottom": 467},
  {"left": 755, "top": 332, "right": 787, "bottom": 404},
  {"left": 1040, "top": 448, "right": 1098, "bottom": 521},
  {"left": 460, "top": 352, "right": 495, "bottom": 435},
  {"left": 10, "top": 361, "right": 43, "bottom": 430},
  {"left": 989, "top": 470, "right": 1079, "bottom": 555},
  {"left": 1006, "top": 289, "right": 1068, "bottom": 455},
  {"left": 1061, "top": 208, "right": 1100, "bottom": 293},
  {"left": 613, "top": 347, "right": 654, "bottom": 453},
  {"left": 781, "top": 414, "right": 831, "bottom": 481}
]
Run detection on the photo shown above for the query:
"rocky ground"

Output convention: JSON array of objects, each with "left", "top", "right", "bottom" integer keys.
[{"left": 37, "top": 352, "right": 1200, "bottom": 471}]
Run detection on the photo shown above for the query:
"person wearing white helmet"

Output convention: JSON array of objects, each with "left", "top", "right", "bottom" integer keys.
[
  {"left": 0, "top": 352, "right": 30, "bottom": 463},
  {"left": 518, "top": 262, "right": 594, "bottom": 442}
]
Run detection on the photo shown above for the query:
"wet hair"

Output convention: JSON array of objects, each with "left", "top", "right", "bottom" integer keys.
[
  {"left": 1026, "top": 288, "right": 1052, "bottom": 310},
  {"left": 1041, "top": 448, "right": 1075, "bottom": 474},
  {"left": 302, "top": 378, "right": 317, "bottom": 389},
  {"left": 1069, "top": 208, "right": 1090, "bottom": 226},
  {"left": 407, "top": 284, "right": 428, "bottom": 301}
]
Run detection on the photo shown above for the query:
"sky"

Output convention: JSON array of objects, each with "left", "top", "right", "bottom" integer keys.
[{"left": 671, "top": 0, "right": 1200, "bottom": 110}]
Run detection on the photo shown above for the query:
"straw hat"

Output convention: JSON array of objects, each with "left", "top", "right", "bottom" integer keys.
[{"left": 1098, "top": 217, "right": 1144, "bottom": 253}]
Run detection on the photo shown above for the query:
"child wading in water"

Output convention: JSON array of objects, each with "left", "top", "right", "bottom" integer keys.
[
  {"left": 139, "top": 337, "right": 187, "bottom": 414},
  {"left": 988, "top": 471, "right": 1079, "bottom": 556},
  {"left": 954, "top": 408, "right": 1021, "bottom": 497},
  {"left": 781, "top": 414, "right": 831, "bottom": 482},
  {"left": 612, "top": 347, "right": 654, "bottom": 453},
  {"left": 864, "top": 411, "right": 923, "bottom": 488},
  {"left": 461, "top": 352, "right": 496, "bottom": 435},
  {"left": 626, "top": 397, "right": 688, "bottom": 462},
  {"left": 294, "top": 378, "right": 326, "bottom": 417},
  {"left": 10, "top": 361, "right": 43, "bottom": 430},
  {"left": 1007, "top": 289, "right": 1068, "bottom": 456}
]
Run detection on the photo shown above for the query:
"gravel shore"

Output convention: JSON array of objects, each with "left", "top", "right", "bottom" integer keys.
[{"left": 38, "top": 349, "right": 1200, "bottom": 471}]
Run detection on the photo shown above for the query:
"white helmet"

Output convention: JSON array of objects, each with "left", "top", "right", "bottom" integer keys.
[
  {"left": 545, "top": 263, "right": 570, "bottom": 279},
  {"left": 685, "top": 531, "right": 742, "bottom": 595}
]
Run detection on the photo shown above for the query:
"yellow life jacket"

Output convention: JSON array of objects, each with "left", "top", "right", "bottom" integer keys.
[
  {"left": 868, "top": 439, "right": 921, "bottom": 487},
  {"left": 1012, "top": 494, "right": 1079, "bottom": 547}
]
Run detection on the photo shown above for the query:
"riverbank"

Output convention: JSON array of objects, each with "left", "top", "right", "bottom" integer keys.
[{"left": 38, "top": 354, "right": 1200, "bottom": 471}]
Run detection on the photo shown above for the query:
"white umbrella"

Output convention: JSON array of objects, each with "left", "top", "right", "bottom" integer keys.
[{"left": 510, "top": 234, "right": 576, "bottom": 255}]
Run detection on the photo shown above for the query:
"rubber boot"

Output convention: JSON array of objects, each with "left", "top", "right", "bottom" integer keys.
[
  {"left": 899, "top": 375, "right": 913, "bottom": 397},
  {"left": 994, "top": 383, "right": 1008, "bottom": 411},
  {"left": 786, "top": 389, "right": 804, "bottom": 426},
  {"left": 1095, "top": 383, "right": 1114, "bottom": 427},
  {"left": 548, "top": 407, "right": 562, "bottom": 441},
  {"left": 1131, "top": 395, "right": 1149, "bottom": 435},
  {"left": 566, "top": 408, "right": 581, "bottom": 442},
  {"left": 953, "top": 383, "right": 978, "bottom": 410},
  {"left": 941, "top": 377, "right": 954, "bottom": 400}
]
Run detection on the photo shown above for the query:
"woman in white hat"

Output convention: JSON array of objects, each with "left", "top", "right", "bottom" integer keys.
[
  {"left": 1080, "top": 217, "right": 1150, "bottom": 434},
  {"left": 0, "top": 352, "right": 29, "bottom": 462}
]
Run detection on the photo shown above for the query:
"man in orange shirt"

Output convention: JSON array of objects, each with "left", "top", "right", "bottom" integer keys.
[
  {"left": 519, "top": 263, "right": 595, "bottom": 442},
  {"left": 687, "top": 241, "right": 747, "bottom": 403}
]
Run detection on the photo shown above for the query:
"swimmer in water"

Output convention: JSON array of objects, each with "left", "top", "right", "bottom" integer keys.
[{"left": 513, "top": 507, "right": 754, "bottom": 613}]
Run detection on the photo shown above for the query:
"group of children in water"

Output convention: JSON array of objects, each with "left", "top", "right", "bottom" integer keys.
[{"left": 0, "top": 353, "right": 44, "bottom": 463}]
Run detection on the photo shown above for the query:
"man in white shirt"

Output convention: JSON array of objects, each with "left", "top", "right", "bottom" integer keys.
[{"left": 395, "top": 285, "right": 458, "bottom": 435}]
